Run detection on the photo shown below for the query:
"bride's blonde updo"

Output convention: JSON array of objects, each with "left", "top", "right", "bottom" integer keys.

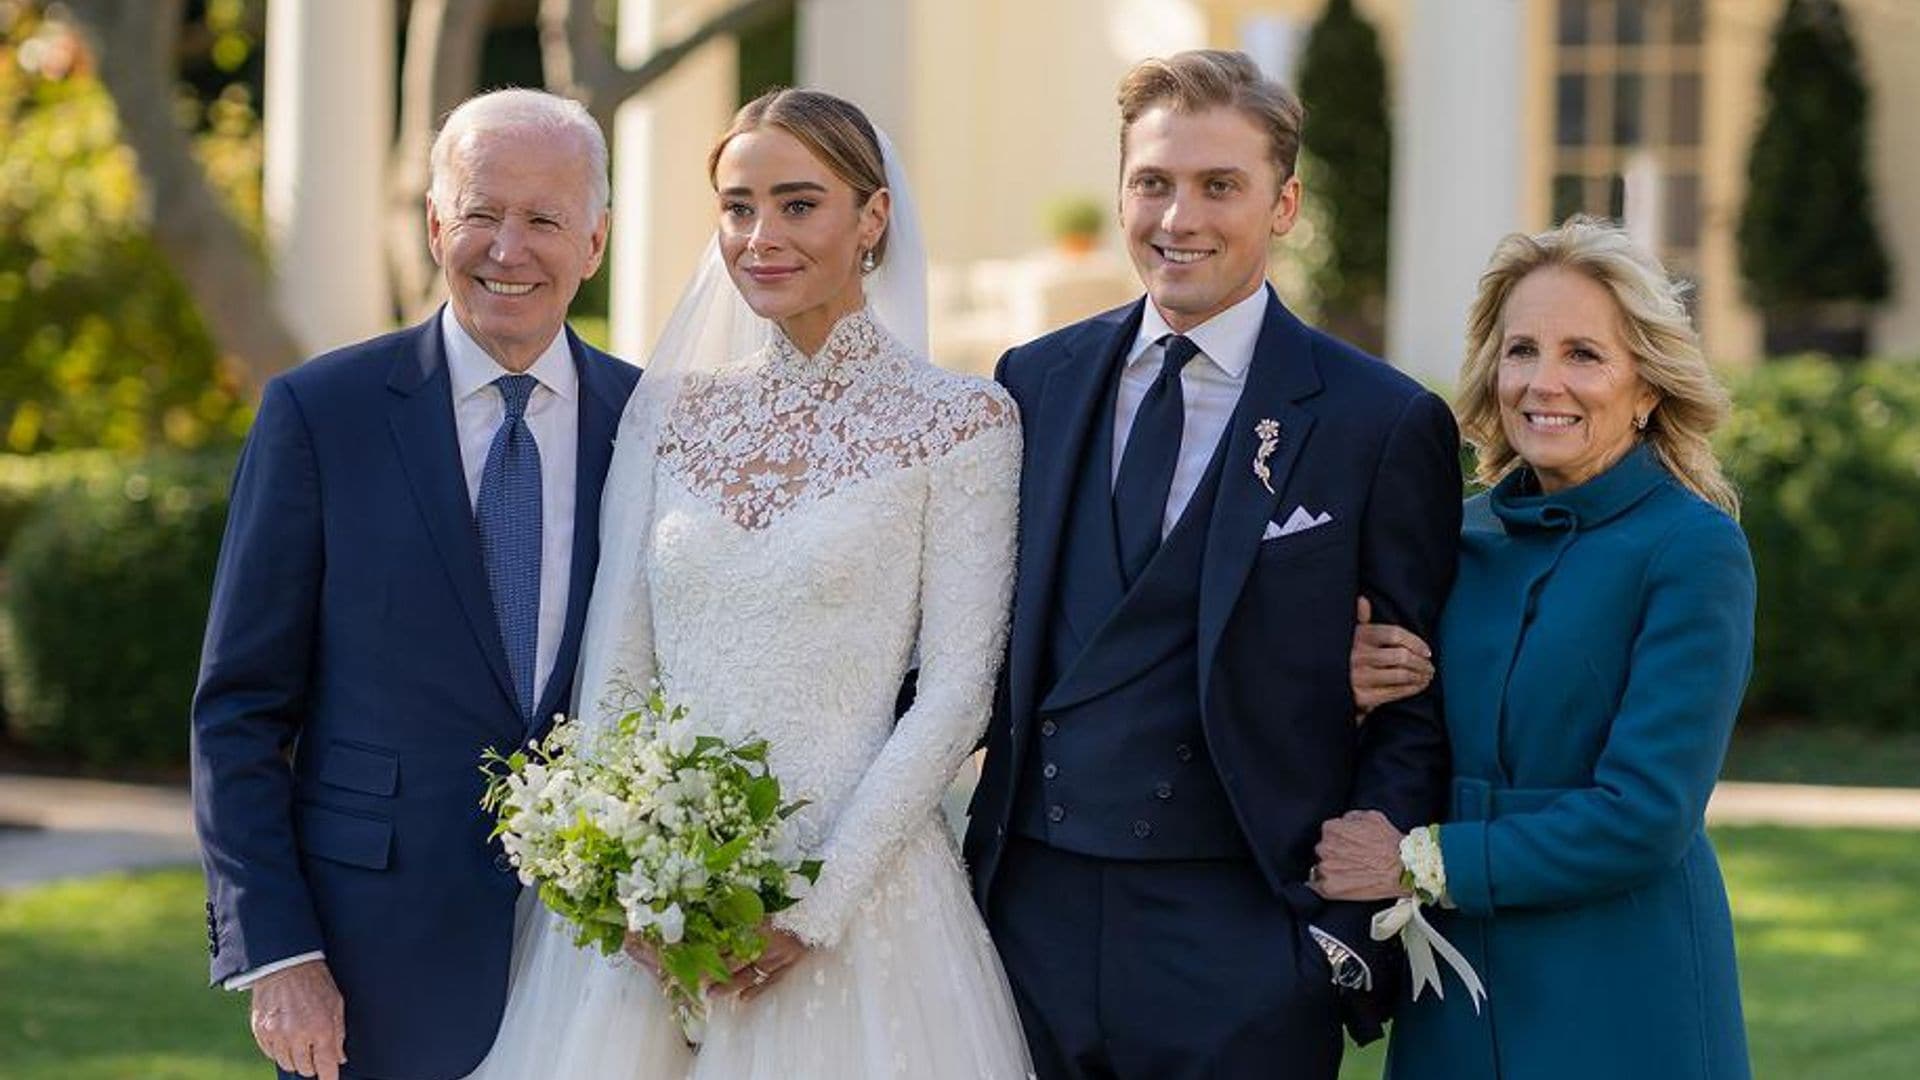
[{"left": 707, "top": 88, "right": 891, "bottom": 267}]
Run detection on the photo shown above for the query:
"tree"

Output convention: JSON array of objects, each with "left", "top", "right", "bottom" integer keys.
[
  {"left": 59, "top": 0, "right": 798, "bottom": 394},
  {"left": 1296, "top": 0, "right": 1392, "bottom": 353},
  {"left": 1736, "top": 0, "right": 1891, "bottom": 358}
]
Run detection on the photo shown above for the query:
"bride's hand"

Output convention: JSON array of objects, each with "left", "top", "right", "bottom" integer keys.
[
  {"left": 621, "top": 932, "right": 663, "bottom": 976},
  {"left": 721, "top": 927, "right": 811, "bottom": 1002}
]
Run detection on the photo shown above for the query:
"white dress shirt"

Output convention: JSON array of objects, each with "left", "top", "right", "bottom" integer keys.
[
  {"left": 225, "top": 313, "right": 579, "bottom": 991},
  {"left": 1112, "top": 284, "right": 1268, "bottom": 536}
]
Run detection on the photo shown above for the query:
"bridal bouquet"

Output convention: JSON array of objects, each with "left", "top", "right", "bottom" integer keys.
[{"left": 481, "top": 685, "right": 820, "bottom": 1034}]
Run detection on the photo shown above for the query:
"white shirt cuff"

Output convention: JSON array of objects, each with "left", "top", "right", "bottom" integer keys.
[{"left": 223, "top": 951, "right": 325, "bottom": 991}]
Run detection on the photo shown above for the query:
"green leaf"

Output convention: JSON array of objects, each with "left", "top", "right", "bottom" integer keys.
[
  {"left": 705, "top": 834, "right": 751, "bottom": 873},
  {"left": 746, "top": 775, "right": 780, "bottom": 821},
  {"left": 713, "top": 886, "right": 766, "bottom": 928}
]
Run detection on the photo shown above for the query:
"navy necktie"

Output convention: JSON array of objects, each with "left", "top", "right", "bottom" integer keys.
[
  {"left": 1112, "top": 334, "right": 1198, "bottom": 585},
  {"left": 477, "top": 373, "right": 542, "bottom": 722}
]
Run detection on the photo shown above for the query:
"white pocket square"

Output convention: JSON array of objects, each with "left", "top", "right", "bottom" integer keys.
[{"left": 1265, "top": 505, "right": 1334, "bottom": 540}]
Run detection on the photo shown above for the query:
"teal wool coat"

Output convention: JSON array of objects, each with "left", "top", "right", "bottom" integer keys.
[{"left": 1386, "top": 445, "right": 1755, "bottom": 1080}]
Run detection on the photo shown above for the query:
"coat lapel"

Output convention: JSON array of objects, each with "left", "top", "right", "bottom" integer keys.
[
  {"left": 1197, "top": 292, "right": 1322, "bottom": 695},
  {"left": 1007, "top": 301, "right": 1144, "bottom": 730},
  {"left": 534, "top": 330, "right": 627, "bottom": 728},
  {"left": 386, "top": 315, "right": 521, "bottom": 721}
]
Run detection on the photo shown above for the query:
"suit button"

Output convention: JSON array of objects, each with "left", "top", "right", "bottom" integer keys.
[
  {"left": 1175, "top": 743, "right": 1193, "bottom": 762},
  {"left": 1047, "top": 805, "right": 1066, "bottom": 823},
  {"left": 494, "top": 853, "right": 513, "bottom": 873},
  {"left": 1040, "top": 720, "right": 1058, "bottom": 737},
  {"left": 1133, "top": 820, "right": 1153, "bottom": 838},
  {"left": 1042, "top": 763, "right": 1058, "bottom": 779},
  {"left": 1155, "top": 781, "right": 1173, "bottom": 800}
]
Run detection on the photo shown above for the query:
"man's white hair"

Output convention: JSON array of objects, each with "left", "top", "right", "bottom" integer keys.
[{"left": 428, "top": 88, "right": 609, "bottom": 220}]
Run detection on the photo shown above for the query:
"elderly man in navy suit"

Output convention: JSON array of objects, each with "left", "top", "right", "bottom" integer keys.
[
  {"left": 192, "top": 89, "right": 639, "bottom": 1080},
  {"left": 964, "top": 51, "right": 1460, "bottom": 1079}
]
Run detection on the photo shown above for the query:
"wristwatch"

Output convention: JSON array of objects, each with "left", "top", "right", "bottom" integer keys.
[{"left": 1310, "top": 926, "right": 1372, "bottom": 992}]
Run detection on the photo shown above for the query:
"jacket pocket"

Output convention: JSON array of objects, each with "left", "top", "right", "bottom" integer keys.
[
  {"left": 295, "top": 801, "right": 393, "bottom": 870},
  {"left": 318, "top": 740, "right": 400, "bottom": 797}
]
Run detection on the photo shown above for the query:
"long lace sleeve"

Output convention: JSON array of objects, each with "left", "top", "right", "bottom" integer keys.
[{"left": 773, "top": 389, "right": 1021, "bottom": 948}]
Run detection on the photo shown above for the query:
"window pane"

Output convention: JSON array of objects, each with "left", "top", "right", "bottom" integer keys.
[
  {"left": 1558, "top": 0, "right": 1591, "bottom": 45},
  {"left": 1672, "top": 0, "right": 1705, "bottom": 45},
  {"left": 1669, "top": 72, "right": 1702, "bottom": 145},
  {"left": 1666, "top": 173, "right": 1701, "bottom": 248},
  {"left": 1553, "top": 174, "right": 1589, "bottom": 222},
  {"left": 1605, "top": 173, "right": 1626, "bottom": 220},
  {"left": 1616, "top": 0, "right": 1647, "bottom": 44},
  {"left": 1557, "top": 73, "right": 1589, "bottom": 145},
  {"left": 1614, "top": 73, "right": 1643, "bottom": 145}
]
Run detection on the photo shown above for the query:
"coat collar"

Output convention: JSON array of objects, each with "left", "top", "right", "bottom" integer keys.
[
  {"left": 1195, "top": 289, "right": 1323, "bottom": 690},
  {"left": 1489, "top": 442, "right": 1669, "bottom": 534}
]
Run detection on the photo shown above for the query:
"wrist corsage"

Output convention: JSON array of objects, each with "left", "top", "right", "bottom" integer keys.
[{"left": 1369, "top": 824, "right": 1487, "bottom": 1013}]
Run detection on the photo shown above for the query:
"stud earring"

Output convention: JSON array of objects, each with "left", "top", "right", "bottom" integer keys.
[{"left": 1632, "top": 413, "right": 1649, "bottom": 432}]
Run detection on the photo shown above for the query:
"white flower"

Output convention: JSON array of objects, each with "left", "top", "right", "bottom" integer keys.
[{"left": 656, "top": 902, "right": 686, "bottom": 944}]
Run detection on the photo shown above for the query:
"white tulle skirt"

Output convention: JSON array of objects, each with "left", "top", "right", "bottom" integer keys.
[{"left": 466, "top": 818, "right": 1033, "bottom": 1079}]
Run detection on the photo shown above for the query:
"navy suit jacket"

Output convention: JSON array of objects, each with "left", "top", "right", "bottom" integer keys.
[
  {"left": 964, "top": 291, "right": 1460, "bottom": 1038},
  {"left": 191, "top": 314, "right": 639, "bottom": 1079}
]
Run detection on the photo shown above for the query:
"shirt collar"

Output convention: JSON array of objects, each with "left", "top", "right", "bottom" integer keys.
[
  {"left": 441, "top": 307, "right": 577, "bottom": 404},
  {"left": 1125, "top": 283, "right": 1270, "bottom": 380}
]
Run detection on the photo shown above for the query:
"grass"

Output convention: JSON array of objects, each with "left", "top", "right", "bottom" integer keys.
[
  {"left": 3, "top": 827, "right": 1918, "bottom": 1079},
  {"left": 1722, "top": 725, "right": 1920, "bottom": 789}
]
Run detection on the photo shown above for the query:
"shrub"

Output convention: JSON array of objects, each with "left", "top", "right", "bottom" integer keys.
[
  {"left": 1718, "top": 356, "right": 1920, "bottom": 729},
  {"left": 0, "top": 451, "right": 234, "bottom": 766}
]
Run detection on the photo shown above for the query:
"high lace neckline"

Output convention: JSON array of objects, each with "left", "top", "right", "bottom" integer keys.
[
  {"left": 769, "top": 305, "right": 895, "bottom": 382},
  {"left": 1490, "top": 441, "right": 1669, "bottom": 533}
]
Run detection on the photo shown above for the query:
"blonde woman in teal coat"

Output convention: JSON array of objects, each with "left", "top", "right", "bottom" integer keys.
[{"left": 1323, "top": 218, "right": 1754, "bottom": 1079}]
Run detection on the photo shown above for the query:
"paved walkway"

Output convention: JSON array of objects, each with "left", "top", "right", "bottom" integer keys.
[{"left": 2, "top": 772, "right": 1917, "bottom": 893}]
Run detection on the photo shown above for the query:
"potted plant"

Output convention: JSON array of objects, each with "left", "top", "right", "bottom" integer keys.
[{"left": 1045, "top": 195, "right": 1104, "bottom": 255}]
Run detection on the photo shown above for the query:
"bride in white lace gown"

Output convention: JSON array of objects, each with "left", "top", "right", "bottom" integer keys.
[{"left": 466, "top": 91, "right": 1032, "bottom": 1079}]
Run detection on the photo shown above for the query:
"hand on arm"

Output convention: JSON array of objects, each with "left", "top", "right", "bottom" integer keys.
[{"left": 1349, "top": 597, "right": 1434, "bottom": 716}]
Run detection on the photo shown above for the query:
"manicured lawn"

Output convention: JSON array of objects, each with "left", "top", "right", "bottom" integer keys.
[{"left": 4, "top": 827, "right": 1918, "bottom": 1078}]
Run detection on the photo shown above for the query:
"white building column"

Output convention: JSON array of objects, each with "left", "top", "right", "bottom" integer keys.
[
  {"left": 1386, "top": 0, "right": 1526, "bottom": 386},
  {"left": 263, "top": 0, "right": 394, "bottom": 354},
  {"left": 798, "top": 0, "right": 912, "bottom": 155},
  {"left": 610, "top": 0, "right": 737, "bottom": 363}
]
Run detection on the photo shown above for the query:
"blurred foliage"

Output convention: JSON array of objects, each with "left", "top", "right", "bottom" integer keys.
[
  {"left": 0, "top": 2, "right": 257, "bottom": 454},
  {"left": 0, "top": 450, "right": 233, "bottom": 766},
  {"left": 1717, "top": 356, "right": 1920, "bottom": 729},
  {"left": 1737, "top": 0, "right": 1890, "bottom": 311},
  {"left": 1296, "top": 0, "right": 1391, "bottom": 344},
  {"left": 0, "top": 449, "right": 116, "bottom": 559}
]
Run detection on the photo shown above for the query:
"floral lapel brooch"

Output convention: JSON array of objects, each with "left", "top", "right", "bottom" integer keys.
[{"left": 1252, "top": 418, "right": 1282, "bottom": 494}]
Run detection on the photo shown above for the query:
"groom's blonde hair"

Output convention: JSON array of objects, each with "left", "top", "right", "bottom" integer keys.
[{"left": 1117, "top": 50, "right": 1306, "bottom": 189}]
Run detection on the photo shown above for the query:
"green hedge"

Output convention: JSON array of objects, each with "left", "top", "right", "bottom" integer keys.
[
  {"left": 0, "top": 452, "right": 233, "bottom": 766},
  {"left": 1718, "top": 356, "right": 1920, "bottom": 730}
]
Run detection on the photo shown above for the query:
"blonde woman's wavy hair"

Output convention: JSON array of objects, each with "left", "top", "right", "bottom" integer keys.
[{"left": 1456, "top": 216, "right": 1739, "bottom": 516}]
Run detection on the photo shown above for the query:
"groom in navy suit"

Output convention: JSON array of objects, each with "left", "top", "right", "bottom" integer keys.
[
  {"left": 965, "top": 52, "right": 1460, "bottom": 1078},
  {"left": 192, "top": 90, "right": 638, "bottom": 1080}
]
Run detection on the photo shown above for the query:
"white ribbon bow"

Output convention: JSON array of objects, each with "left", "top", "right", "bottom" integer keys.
[{"left": 1370, "top": 897, "right": 1487, "bottom": 1014}]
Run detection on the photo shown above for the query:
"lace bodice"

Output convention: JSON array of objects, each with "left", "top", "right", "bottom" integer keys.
[{"left": 645, "top": 309, "right": 1020, "bottom": 948}]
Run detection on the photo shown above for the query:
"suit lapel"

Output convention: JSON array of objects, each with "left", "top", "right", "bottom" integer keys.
[
  {"left": 1007, "top": 301, "right": 1144, "bottom": 729},
  {"left": 386, "top": 315, "right": 521, "bottom": 720},
  {"left": 1197, "top": 292, "right": 1322, "bottom": 695},
  {"left": 535, "top": 331, "right": 626, "bottom": 727}
]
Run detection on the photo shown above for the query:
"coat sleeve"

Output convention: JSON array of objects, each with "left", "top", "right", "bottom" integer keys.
[
  {"left": 1439, "top": 511, "right": 1756, "bottom": 915},
  {"left": 191, "top": 377, "right": 328, "bottom": 984},
  {"left": 1311, "top": 388, "right": 1462, "bottom": 1036},
  {"left": 773, "top": 391, "right": 1021, "bottom": 949}
]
